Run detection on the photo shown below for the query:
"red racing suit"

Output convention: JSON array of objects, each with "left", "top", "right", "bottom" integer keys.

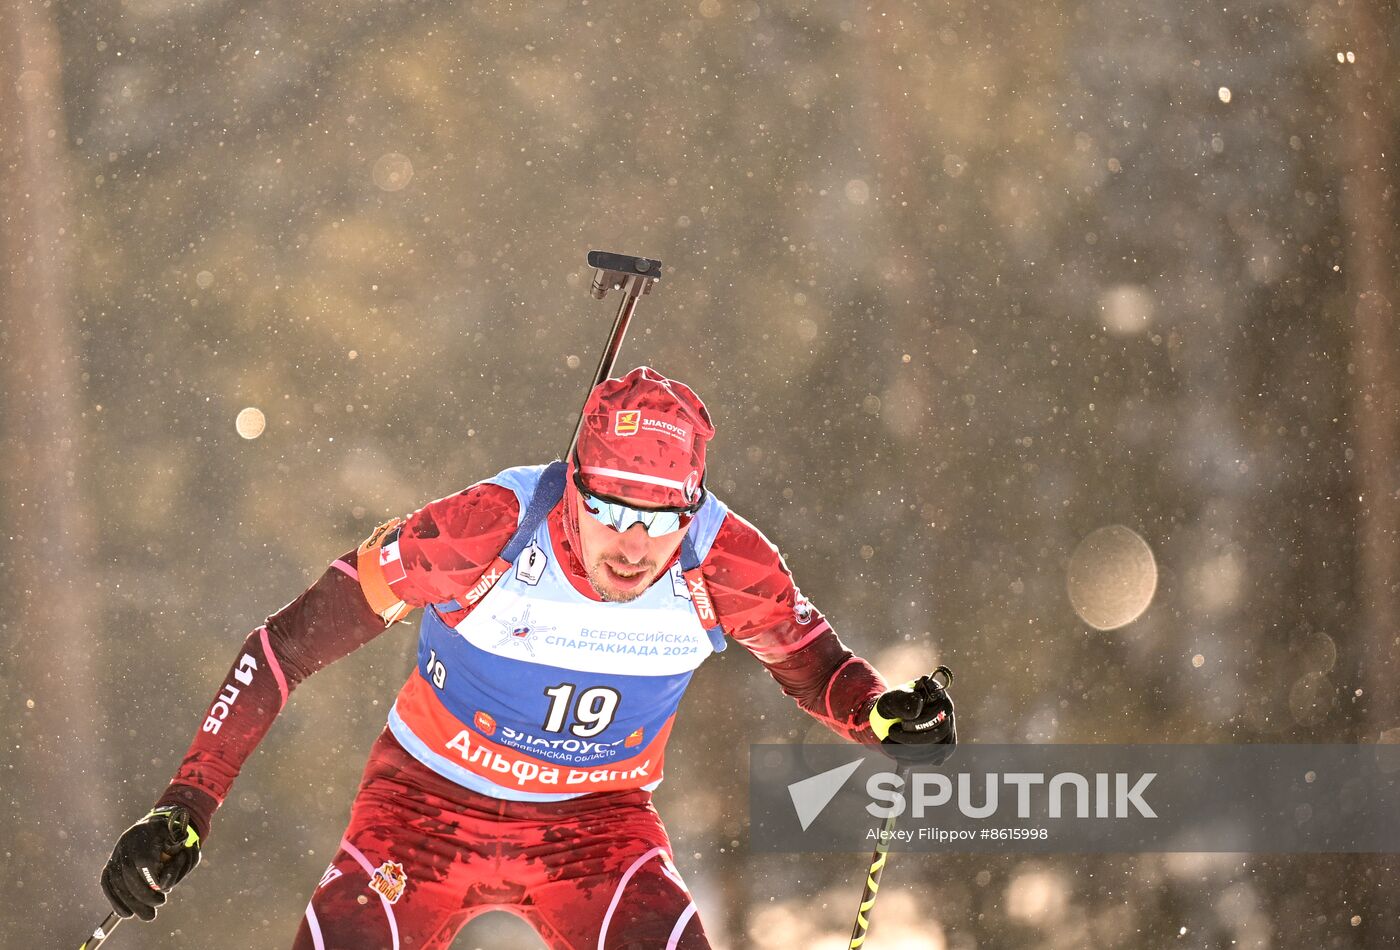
[{"left": 155, "top": 472, "right": 888, "bottom": 948}]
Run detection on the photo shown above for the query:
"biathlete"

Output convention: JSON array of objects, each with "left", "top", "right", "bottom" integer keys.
[{"left": 100, "top": 366, "right": 956, "bottom": 949}]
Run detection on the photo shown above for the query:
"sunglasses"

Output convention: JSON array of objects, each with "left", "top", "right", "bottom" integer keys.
[{"left": 572, "top": 467, "right": 702, "bottom": 538}]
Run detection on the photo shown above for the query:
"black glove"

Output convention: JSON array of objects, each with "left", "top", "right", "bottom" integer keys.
[
  {"left": 869, "top": 666, "right": 956, "bottom": 765},
  {"left": 100, "top": 805, "right": 202, "bottom": 921}
]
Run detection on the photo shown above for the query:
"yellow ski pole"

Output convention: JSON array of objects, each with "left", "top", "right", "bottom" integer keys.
[
  {"left": 79, "top": 912, "right": 121, "bottom": 949},
  {"left": 847, "top": 763, "right": 909, "bottom": 949}
]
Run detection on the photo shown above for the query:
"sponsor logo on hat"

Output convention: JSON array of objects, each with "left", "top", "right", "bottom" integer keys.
[
  {"left": 640, "top": 416, "right": 690, "bottom": 444},
  {"left": 614, "top": 410, "right": 640, "bottom": 436},
  {"left": 684, "top": 470, "right": 702, "bottom": 503}
]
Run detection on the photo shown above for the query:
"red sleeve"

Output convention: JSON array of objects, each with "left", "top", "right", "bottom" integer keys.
[
  {"left": 158, "top": 483, "right": 521, "bottom": 837},
  {"left": 157, "top": 549, "right": 390, "bottom": 839},
  {"left": 703, "top": 512, "right": 888, "bottom": 745},
  {"left": 158, "top": 484, "right": 522, "bottom": 838},
  {"left": 385, "top": 482, "right": 521, "bottom": 608}
]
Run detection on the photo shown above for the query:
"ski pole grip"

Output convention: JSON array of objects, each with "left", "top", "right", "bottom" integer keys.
[{"left": 159, "top": 808, "right": 193, "bottom": 861}]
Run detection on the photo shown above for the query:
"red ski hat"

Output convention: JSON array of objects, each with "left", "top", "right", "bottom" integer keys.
[{"left": 572, "top": 366, "right": 714, "bottom": 509}]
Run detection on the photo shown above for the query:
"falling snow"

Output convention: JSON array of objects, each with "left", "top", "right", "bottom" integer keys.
[{"left": 4, "top": 0, "right": 1397, "bottom": 948}]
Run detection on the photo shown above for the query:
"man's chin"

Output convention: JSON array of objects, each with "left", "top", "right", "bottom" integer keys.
[
  {"left": 588, "top": 562, "right": 655, "bottom": 602},
  {"left": 597, "top": 585, "right": 645, "bottom": 603}
]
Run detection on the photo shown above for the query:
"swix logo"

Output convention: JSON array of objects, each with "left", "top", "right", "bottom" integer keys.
[
  {"left": 686, "top": 573, "right": 716, "bottom": 623},
  {"left": 474, "top": 710, "right": 498, "bottom": 735},
  {"left": 202, "top": 652, "right": 258, "bottom": 734},
  {"left": 368, "top": 861, "right": 407, "bottom": 904},
  {"left": 464, "top": 567, "right": 502, "bottom": 605},
  {"left": 614, "top": 410, "right": 640, "bottom": 436}
]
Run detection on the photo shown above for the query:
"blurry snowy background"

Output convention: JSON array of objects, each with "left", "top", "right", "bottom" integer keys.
[{"left": 3, "top": 0, "right": 1398, "bottom": 947}]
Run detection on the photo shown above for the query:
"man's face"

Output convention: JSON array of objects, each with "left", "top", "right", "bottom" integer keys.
[{"left": 574, "top": 489, "right": 688, "bottom": 602}]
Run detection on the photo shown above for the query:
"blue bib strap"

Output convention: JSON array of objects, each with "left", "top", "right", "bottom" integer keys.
[
  {"left": 501, "top": 460, "right": 567, "bottom": 562},
  {"left": 679, "top": 492, "right": 728, "bottom": 570},
  {"left": 679, "top": 535, "right": 702, "bottom": 571},
  {"left": 429, "top": 461, "right": 565, "bottom": 615},
  {"left": 680, "top": 492, "right": 730, "bottom": 653}
]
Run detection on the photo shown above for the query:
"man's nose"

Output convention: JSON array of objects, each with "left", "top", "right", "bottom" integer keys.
[{"left": 617, "top": 524, "right": 650, "bottom": 562}]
